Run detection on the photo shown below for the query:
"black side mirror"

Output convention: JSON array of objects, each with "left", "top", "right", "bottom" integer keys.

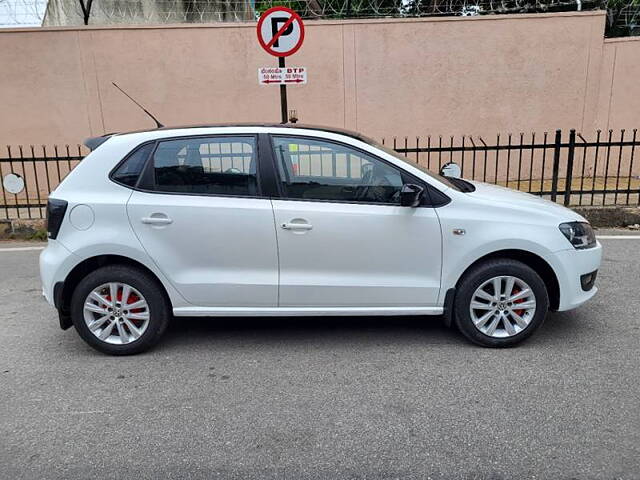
[{"left": 400, "top": 183, "right": 425, "bottom": 207}]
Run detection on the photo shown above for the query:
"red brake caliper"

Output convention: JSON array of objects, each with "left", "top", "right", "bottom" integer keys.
[
  {"left": 126, "top": 292, "right": 144, "bottom": 326},
  {"left": 511, "top": 287, "right": 525, "bottom": 316}
]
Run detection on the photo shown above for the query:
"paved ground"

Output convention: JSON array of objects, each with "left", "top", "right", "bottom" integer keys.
[{"left": 1, "top": 236, "right": 639, "bottom": 479}]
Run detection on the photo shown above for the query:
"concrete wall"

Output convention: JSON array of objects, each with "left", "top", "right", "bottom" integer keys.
[
  {"left": 595, "top": 37, "right": 640, "bottom": 133},
  {"left": 0, "top": 11, "right": 639, "bottom": 147}
]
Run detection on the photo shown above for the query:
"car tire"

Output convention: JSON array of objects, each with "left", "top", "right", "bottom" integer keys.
[
  {"left": 70, "top": 265, "right": 171, "bottom": 355},
  {"left": 454, "top": 258, "right": 549, "bottom": 348}
]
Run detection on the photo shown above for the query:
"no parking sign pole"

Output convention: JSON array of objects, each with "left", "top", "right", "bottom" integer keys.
[
  {"left": 278, "top": 57, "right": 287, "bottom": 125},
  {"left": 257, "top": 6, "right": 305, "bottom": 123}
]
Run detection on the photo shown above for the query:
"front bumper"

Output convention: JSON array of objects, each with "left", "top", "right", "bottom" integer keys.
[{"left": 552, "top": 241, "right": 603, "bottom": 311}]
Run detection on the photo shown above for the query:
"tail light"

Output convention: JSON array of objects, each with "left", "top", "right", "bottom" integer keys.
[{"left": 46, "top": 199, "right": 68, "bottom": 239}]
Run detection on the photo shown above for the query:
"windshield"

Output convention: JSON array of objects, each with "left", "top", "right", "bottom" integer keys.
[{"left": 360, "top": 135, "right": 462, "bottom": 191}]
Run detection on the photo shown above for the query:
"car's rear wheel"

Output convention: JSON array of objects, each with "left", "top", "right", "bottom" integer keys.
[
  {"left": 71, "top": 265, "right": 170, "bottom": 355},
  {"left": 454, "top": 259, "right": 549, "bottom": 347}
]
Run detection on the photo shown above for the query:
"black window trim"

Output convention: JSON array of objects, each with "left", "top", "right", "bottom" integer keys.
[
  {"left": 114, "top": 133, "right": 267, "bottom": 200},
  {"left": 256, "top": 132, "right": 282, "bottom": 198},
  {"left": 267, "top": 133, "right": 450, "bottom": 208},
  {"left": 108, "top": 140, "right": 156, "bottom": 189}
]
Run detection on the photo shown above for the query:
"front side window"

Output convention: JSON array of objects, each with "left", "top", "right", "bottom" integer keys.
[
  {"left": 272, "top": 136, "right": 407, "bottom": 204},
  {"left": 150, "top": 136, "right": 258, "bottom": 196}
]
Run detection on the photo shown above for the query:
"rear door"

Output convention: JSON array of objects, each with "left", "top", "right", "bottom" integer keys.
[
  {"left": 126, "top": 134, "right": 279, "bottom": 308},
  {"left": 269, "top": 134, "right": 443, "bottom": 308}
]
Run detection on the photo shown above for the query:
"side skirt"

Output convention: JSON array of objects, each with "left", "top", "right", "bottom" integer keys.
[{"left": 173, "top": 306, "right": 444, "bottom": 317}]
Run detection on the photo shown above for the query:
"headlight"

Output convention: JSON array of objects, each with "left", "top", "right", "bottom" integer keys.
[{"left": 559, "top": 222, "right": 596, "bottom": 249}]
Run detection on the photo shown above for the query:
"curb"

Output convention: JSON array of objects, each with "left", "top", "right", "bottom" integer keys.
[{"left": 573, "top": 206, "right": 640, "bottom": 229}]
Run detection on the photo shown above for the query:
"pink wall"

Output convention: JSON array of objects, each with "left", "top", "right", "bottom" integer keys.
[
  {"left": 595, "top": 37, "right": 640, "bottom": 133},
  {"left": 0, "top": 11, "right": 638, "bottom": 147}
]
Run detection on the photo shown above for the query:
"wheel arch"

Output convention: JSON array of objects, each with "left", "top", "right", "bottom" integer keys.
[
  {"left": 455, "top": 249, "right": 560, "bottom": 311},
  {"left": 57, "top": 254, "right": 173, "bottom": 329}
]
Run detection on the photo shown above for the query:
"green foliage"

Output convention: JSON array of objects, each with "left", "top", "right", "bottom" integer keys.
[
  {"left": 607, "top": 0, "right": 640, "bottom": 7},
  {"left": 255, "top": 0, "right": 309, "bottom": 17},
  {"left": 28, "top": 229, "right": 48, "bottom": 241},
  {"left": 604, "top": 0, "right": 640, "bottom": 36}
]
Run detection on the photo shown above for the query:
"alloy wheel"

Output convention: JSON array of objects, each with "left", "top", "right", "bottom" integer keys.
[
  {"left": 83, "top": 282, "right": 150, "bottom": 345},
  {"left": 469, "top": 275, "right": 536, "bottom": 338}
]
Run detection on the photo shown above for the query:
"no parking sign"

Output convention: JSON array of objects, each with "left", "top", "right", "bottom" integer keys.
[
  {"left": 256, "top": 6, "right": 306, "bottom": 123},
  {"left": 256, "top": 6, "right": 305, "bottom": 57}
]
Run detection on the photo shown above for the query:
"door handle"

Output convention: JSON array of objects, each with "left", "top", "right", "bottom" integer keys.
[
  {"left": 281, "top": 222, "right": 313, "bottom": 231},
  {"left": 141, "top": 215, "right": 173, "bottom": 225}
]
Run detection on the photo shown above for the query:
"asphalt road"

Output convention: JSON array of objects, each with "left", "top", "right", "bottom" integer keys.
[{"left": 1, "top": 236, "right": 639, "bottom": 479}]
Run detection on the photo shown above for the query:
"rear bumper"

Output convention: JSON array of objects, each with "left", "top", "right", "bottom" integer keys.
[
  {"left": 552, "top": 241, "right": 602, "bottom": 311},
  {"left": 39, "top": 240, "right": 78, "bottom": 307},
  {"left": 40, "top": 241, "right": 78, "bottom": 330}
]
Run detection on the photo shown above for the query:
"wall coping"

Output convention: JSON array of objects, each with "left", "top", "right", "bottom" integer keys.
[
  {"left": 604, "top": 36, "right": 640, "bottom": 44},
  {"left": 0, "top": 10, "right": 605, "bottom": 34}
]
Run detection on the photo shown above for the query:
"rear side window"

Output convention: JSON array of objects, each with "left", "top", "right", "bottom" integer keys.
[
  {"left": 149, "top": 136, "right": 258, "bottom": 196},
  {"left": 112, "top": 143, "right": 154, "bottom": 187}
]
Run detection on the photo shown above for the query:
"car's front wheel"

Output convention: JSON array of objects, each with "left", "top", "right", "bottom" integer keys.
[
  {"left": 454, "top": 259, "right": 549, "bottom": 347},
  {"left": 70, "top": 265, "right": 171, "bottom": 355}
]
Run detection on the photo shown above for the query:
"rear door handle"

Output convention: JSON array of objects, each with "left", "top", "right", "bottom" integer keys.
[
  {"left": 281, "top": 222, "right": 313, "bottom": 231},
  {"left": 141, "top": 215, "right": 173, "bottom": 225}
]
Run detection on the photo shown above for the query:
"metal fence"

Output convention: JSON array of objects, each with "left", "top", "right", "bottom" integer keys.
[
  {"left": 0, "top": 128, "right": 638, "bottom": 220},
  {"left": 387, "top": 128, "right": 640, "bottom": 207},
  {"left": 0, "top": 145, "right": 85, "bottom": 220}
]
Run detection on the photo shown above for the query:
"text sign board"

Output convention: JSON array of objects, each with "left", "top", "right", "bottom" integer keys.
[
  {"left": 256, "top": 6, "right": 305, "bottom": 57},
  {"left": 258, "top": 67, "right": 307, "bottom": 85}
]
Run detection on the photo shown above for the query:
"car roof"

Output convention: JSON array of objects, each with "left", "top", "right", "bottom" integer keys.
[
  {"left": 134, "top": 123, "right": 366, "bottom": 138},
  {"left": 85, "top": 123, "right": 372, "bottom": 151}
]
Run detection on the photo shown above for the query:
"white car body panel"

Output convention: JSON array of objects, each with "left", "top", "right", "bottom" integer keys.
[
  {"left": 550, "top": 242, "right": 602, "bottom": 310},
  {"left": 40, "top": 125, "right": 602, "bottom": 320},
  {"left": 272, "top": 199, "right": 442, "bottom": 307},
  {"left": 127, "top": 191, "right": 278, "bottom": 307},
  {"left": 434, "top": 182, "right": 602, "bottom": 310}
]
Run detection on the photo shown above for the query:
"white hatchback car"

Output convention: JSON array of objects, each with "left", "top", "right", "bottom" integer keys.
[{"left": 40, "top": 124, "right": 601, "bottom": 355}]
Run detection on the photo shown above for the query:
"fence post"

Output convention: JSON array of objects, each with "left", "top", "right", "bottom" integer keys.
[
  {"left": 564, "top": 129, "right": 576, "bottom": 206},
  {"left": 551, "top": 129, "right": 562, "bottom": 203}
]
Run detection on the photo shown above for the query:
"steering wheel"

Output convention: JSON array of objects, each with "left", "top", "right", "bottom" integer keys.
[
  {"left": 390, "top": 186, "right": 402, "bottom": 204},
  {"left": 368, "top": 176, "right": 394, "bottom": 203},
  {"left": 355, "top": 164, "right": 374, "bottom": 200}
]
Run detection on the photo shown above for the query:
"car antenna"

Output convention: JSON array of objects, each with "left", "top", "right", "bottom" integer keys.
[{"left": 111, "top": 82, "right": 164, "bottom": 128}]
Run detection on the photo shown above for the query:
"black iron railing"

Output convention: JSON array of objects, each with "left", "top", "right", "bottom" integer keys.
[
  {"left": 0, "top": 128, "right": 638, "bottom": 220},
  {"left": 0, "top": 145, "right": 85, "bottom": 220},
  {"left": 387, "top": 128, "right": 639, "bottom": 207}
]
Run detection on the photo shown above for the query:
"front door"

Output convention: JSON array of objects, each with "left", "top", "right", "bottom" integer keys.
[
  {"left": 127, "top": 134, "right": 278, "bottom": 307},
  {"left": 269, "top": 135, "right": 442, "bottom": 308}
]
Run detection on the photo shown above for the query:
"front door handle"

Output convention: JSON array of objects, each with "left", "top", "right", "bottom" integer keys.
[
  {"left": 281, "top": 222, "right": 313, "bottom": 231},
  {"left": 141, "top": 214, "right": 173, "bottom": 226}
]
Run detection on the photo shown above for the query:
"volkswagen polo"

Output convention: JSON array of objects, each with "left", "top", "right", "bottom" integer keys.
[{"left": 40, "top": 124, "right": 602, "bottom": 355}]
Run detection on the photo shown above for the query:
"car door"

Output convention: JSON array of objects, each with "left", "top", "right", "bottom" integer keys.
[
  {"left": 269, "top": 134, "right": 443, "bottom": 308},
  {"left": 126, "top": 134, "right": 278, "bottom": 308}
]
